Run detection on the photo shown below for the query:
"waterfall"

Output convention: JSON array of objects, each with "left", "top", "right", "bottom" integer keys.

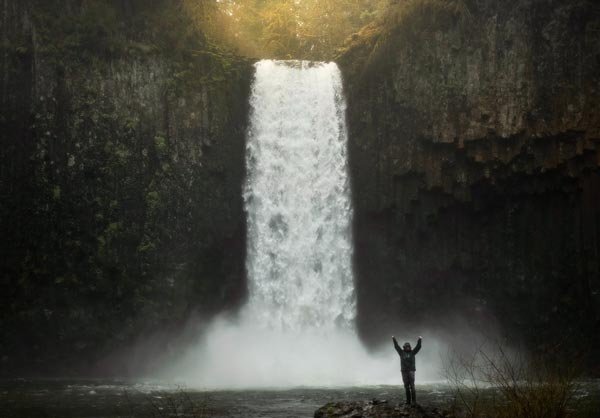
[
  {"left": 167, "top": 60, "right": 400, "bottom": 389},
  {"left": 244, "top": 60, "right": 355, "bottom": 332}
]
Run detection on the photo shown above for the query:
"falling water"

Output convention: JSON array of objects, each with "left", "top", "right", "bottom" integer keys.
[
  {"left": 244, "top": 60, "right": 355, "bottom": 332},
  {"left": 166, "top": 60, "right": 411, "bottom": 388}
]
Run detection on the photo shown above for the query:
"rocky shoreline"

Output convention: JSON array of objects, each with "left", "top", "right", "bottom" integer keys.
[{"left": 314, "top": 400, "right": 454, "bottom": 418}]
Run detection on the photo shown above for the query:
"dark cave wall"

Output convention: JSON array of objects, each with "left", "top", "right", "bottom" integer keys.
[
  {"left": 339, "top": 0, "right": 600, "bottom": 368},
  {"left": 0, "top": 0, "right": 252, "bottom": 375}
]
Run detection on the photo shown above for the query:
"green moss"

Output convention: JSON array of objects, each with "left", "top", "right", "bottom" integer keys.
[
  {"left": 146, "top": 191, "right": 160, "bottom": 211},
  {"left": 153, "top": 134, "right": 167, "bottom": 155},
  {"left": 52, "top": 185, "right": 61, "bottom": 200}
]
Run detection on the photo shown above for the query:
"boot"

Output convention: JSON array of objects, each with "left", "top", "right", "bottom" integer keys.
[
  {"left": 404, "top": 387, "right": 412, "bottom": 405},
  {"left": 411, "top": 387, "right": 417, "bottom": 406}
]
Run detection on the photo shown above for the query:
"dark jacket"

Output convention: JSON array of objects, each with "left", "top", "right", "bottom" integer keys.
[{"left": 393, "top": 337, "right": 422, "bottom": 371}]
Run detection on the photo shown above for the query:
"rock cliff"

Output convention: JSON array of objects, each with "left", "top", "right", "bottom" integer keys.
[
  {"left": 0, "top": 0, "right": 252, "bottom": 375},
  {"left": 338, "top": 0, "right": 600, "bottom": 368}
]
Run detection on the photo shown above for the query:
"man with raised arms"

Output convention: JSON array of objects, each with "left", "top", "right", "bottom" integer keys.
[{"left": 392, "top": 335, "right": 422, "bottom": 406}]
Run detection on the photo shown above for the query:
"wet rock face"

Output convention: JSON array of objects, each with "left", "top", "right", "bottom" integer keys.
[
  {"left": 0, "top": 1, "right": 252, "bottom": 375},
  {"left": 339, "top": 0, "right": 600, "bottom": 366}
]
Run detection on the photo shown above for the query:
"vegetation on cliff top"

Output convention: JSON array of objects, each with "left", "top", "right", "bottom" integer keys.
[{"left": 183, "top": 0, "right": 389, "bottom": 60}]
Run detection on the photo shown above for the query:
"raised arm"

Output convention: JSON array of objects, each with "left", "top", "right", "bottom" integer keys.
[
  {"left": 392, "top": 336, "right": 402, "bottom": 355},
  {"left": 413, "top": 336, "right": 422, "bottom": 355}
]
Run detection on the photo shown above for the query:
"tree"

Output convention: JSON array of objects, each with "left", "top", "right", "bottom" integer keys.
[{"left": 183, "top": 0, "right": 391, "bottom": 60}]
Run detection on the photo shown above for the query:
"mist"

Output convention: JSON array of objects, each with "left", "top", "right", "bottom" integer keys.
[
  {"left": 158, "top": 315, "right": 448, "bottom": 389},
  {"left": 157, "top": 59, "right": 446, "bottom": 390}
]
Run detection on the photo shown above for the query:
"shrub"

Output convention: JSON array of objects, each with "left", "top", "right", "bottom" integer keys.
[{"left": 443, "top": 341, "right": 585, "bottom": 418}]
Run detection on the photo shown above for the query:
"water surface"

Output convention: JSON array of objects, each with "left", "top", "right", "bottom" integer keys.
[
  {"left": 3, "top": 379, "right": 599, "bottom": 417},
  {"left": 1, "top": 380, "right": 454, "bottom": 417}
]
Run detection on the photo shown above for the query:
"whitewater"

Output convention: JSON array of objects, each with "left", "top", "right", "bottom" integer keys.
[{"left": 163, "top": 60, "right": 437, "bottom": 388}]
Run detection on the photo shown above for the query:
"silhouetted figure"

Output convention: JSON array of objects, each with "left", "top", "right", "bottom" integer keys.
[{"left": 392, "top": 335, "right": 422, "bottom": 406}]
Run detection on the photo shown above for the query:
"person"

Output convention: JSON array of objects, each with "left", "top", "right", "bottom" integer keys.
[{"left": 392, "top": 335, "right": 422, "bottom": 406}]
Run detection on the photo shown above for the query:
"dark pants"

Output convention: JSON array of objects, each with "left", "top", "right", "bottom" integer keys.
[{"left": 401, "top": 370, "right": 416, "bottom": 404}]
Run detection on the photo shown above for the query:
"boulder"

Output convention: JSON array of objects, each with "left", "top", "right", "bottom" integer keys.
[{"left": 314, "top": 400, "right": 452, "bottom": 418}]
